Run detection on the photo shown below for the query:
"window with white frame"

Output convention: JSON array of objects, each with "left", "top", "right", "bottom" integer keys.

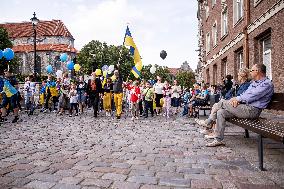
[
  {"left": 221, "top": 8, "right": 228, "bottom": 37},
  {"left": 238, "top": 51, "right": 244, "bottom": 70},
  {"left": 206, "top": 6, "right": 209, "bottom": 19},
  {"left": 234, "top": 0, "right": 244, "bottom": 25},
  {"left": 206, "top": 32, "right": 211, "bottom": 54},
  {"left": 262, "top": 36, "right": 272, "bottom": 80},
  {"left": 212, "top": 0, "right": 216, "bottom": 8},
  {"left": 212, "top": 21, "right": 218, "bottom": 47}
]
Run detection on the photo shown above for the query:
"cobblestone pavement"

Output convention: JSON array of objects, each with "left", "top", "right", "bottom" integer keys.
[{"left": 0, "top": 111, "right": 284, "bottom": 189}]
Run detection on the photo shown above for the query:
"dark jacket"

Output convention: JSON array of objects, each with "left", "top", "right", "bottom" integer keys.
[
  {"left": 87, "top": 77, "right": 103, "bottom": 96},
  {"left": 103, "top": 83, "right": 113, "bottom": 93},
  {"left": 113, "top": 74, "right": 123, "bottom": 93}
]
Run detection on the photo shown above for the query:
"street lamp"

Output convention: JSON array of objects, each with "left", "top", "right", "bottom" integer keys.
[{"left": 30, "top": 12, "right": 39, "bottom": 78}]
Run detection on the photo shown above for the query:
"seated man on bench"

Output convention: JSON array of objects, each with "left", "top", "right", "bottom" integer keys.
[
  {"left": 196, "top": 67, "right": 251, "bottom": 136},
  {"left": 197, "top": 64, "right": 274, "bottom": 147}
]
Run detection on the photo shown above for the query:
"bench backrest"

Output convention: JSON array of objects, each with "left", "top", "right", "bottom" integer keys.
[{"left": 266, "top": 93, "right": 284, "bottom": 111}]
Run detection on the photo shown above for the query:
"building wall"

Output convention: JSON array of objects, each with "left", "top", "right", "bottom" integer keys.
[
  {"left": 199, "top": 0, "right": 284, "bottom": 92},
  {"left": 12, "top": 36, "right": 74, "bottom": 47},
  {"left": 17, "top": 51, "right": 75, "bottom": 75}
]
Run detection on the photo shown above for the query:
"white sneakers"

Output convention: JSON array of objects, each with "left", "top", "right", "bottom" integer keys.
[
  {"left": 199, "top": 129, "right": 211, "bottom": 135},
  {"left": 206, "top": 139, "right": 225, "bottom": 147},
  {"left": 195, "top": 119, "right": 208, "bottom": 128},
  {"left": 204, "top": 134, "right": 217, "bottom": 139}
]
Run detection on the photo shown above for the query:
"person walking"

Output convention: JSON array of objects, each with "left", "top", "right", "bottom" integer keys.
[
  {"left": 87, "top": 70, "right": 103, "bottom": 117},
  {"left": 103, "top": 77, "right": 113, "bottom": 117},
  {"left": 112, "top": 64, "right": 123, "bottom": 119}
]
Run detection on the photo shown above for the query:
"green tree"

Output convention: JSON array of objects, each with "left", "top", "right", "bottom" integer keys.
[
  {"left": 0, "top": 27, "right": 19, "bottom": 74},
  {"left": 140, "top": 64, "right": 171, "bottom": 82},
  {"left": 77, "top": 40, "right": 134, "bottom": 80},
  {"left": 176, "top": 71, "right": 196, "bottom": 89}
]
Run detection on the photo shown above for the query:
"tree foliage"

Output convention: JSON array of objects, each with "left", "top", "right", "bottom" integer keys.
[
  {"left": 176, "top": 71, "right": 196, "bottom": 89},
  {"left": 141, "top": 64, "right": 171, "bottom": 82},
  {"left": 78, "top": 40, "right": 175, "bottom": 82},
  {"left": 0, "top": 27, "right": 19, "bottom": 74},
  {"left": 77, "top": 40, "right": 134, "bottom": 80}
]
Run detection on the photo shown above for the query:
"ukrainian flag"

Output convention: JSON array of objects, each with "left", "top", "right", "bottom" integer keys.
[
  {"left": 123, "top": 26, "right": 142, "bottom": 78},
  {"left": 3, "top": 80, "right": 17, "bottom": 98}
]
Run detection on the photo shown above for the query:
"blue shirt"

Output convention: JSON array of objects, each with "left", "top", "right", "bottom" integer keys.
[
  {"left": 236, "top": 77, "right": 274, "bottom": 109},
  {"left": 225, "top": 81, "right": 251, "bottom": 100}
]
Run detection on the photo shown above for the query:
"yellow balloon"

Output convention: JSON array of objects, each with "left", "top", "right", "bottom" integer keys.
[
  {"left": 111, "top": 75, "right": 116, "bottom": 81},
  {"left": 95, "top": 69, "right": 102, "bottom": 76},
  {"left": 74, "top": 64, "right": 81, "bottom": 72}
]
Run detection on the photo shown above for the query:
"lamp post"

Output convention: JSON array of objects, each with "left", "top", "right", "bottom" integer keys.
[{"left": 30, "top": 12, "right": 39, "bottom": 79}]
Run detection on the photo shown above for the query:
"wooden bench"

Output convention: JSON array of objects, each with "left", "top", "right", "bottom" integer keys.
[
  {"left": 226, "top": 93, "right": 284, "bottom": 171},
  {"left": 195, "top": 94, "right": 220, "bottom": 119}
]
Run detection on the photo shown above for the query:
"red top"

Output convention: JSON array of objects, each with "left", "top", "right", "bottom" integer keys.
[{"left": 130, "top": 86, "right": 140, "bottom": 102}]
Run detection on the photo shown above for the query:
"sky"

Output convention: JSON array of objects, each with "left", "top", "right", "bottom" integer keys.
[{"left": 0, "top": 0, "right": 199, "bottom": 69}]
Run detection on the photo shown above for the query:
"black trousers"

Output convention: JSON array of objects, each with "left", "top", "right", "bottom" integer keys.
[
  {"left": 90, "top": 94, "right": 100, "bottom": 117},
  {"left": 144, "top": 100, "right": 154, "bottom": 117}
]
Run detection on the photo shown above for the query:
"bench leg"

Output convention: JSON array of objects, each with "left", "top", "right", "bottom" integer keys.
[
  {"left": 204, "top": 109, "right": 206, "bottom": 116},
  {"left": 244, "top": 129, "right": 249, "bottom": 138},
  {"left": 258, "top": 134, "right": 265, "bottom": 171}
]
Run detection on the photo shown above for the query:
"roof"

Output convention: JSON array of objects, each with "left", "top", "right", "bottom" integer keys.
[
  {"left": 168, "top": 68, "right": 180, "bottom": 75},
  {"left": 0, "top": 20, "right": 74, "bottom": 39},
  {"left": 13, "top": 44, "right": 77, "bottom": 53}
]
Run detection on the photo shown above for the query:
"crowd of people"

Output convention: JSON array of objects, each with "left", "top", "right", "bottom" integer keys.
[
  {"left": 0, "top": 63, "right": 274, "bottom": 148},
  {"left": 0, "top": 64, "right": 204, "bottom": 122}
]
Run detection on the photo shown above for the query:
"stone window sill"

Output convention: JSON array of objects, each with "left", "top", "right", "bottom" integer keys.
[{"left": 220, "top": 33, "right": 228, "bottom": 41}]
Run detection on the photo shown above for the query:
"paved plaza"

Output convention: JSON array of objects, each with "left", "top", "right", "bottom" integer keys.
[{"left": 0, "top": 111, "right": 284, "bottom": 189}]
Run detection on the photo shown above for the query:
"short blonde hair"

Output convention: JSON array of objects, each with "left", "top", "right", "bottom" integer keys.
[{"left": 238, "top": 68, "right": 250, "bottom": 80}]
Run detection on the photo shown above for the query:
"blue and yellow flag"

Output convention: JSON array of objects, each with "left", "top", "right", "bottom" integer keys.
[
  {"left": 123, "top": 26, "right": 142, "bottom": 78},
  {"left": 3, "top": 80, "right": 17, "bottom": 98}
]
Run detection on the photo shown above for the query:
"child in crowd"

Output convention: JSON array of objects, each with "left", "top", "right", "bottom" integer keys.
[
  {"left": 162, "top": 80, "right": 172, "bottom": 118},
  {"left": 130, "top": 81, "right": 140, "bottom": 120},
  {"left": 103, "top": 77, "right": 113, "bottom": 116},
  {"left": 68, "top": 83, "right": 78, "bottom": 117},
  {"left": 143, "top": 81, "right": 154, "bottom": 118}
]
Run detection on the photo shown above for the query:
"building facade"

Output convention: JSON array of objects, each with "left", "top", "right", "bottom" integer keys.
[
  {"left": 0, "top": 20, "right": 77, "bottom": 75},
  {"left": 196, "top": 0, "right": 284, "bottom": 92}
]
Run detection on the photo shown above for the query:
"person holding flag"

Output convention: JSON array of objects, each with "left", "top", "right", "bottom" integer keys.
[
  {"left": 0, "top": 70, "right": 20, "bottom": 123},
  {"left": 123, "top": 26, "right": 142, "bottom": 78}
]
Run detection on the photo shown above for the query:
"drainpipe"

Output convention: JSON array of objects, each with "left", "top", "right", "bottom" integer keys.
[{"left": 244, "top": 0, "right": 250, "bottom": 68}]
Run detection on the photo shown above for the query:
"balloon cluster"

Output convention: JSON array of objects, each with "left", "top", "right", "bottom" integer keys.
[
  {"left": 0, "top": 48, "right": 15, "bottom": 61},
  {"left": 46, "top": 53, "right": 81, "bottom": 77},
  {"left": 150, "top": 65, "right": 156, "bottom": 74}
]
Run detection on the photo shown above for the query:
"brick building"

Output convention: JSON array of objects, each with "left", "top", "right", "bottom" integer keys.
[
  {"left": 0, "top": 20, "right": 77, "bottom": 75},
  {"left": 196, "top": 0, "right": 284, "bottom": 92}
]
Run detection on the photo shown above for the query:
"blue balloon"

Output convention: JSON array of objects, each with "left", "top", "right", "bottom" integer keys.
[
  {"left": 67, "top": 61, "right": 74, "bottom": 70},
  {"left": 3, "top": 48, "right": 14, "bottom": 60},
  {"left": 46, "top": 65, "right": 53, "bottom": 73},
  {"left": 0, "top": 50, "right": 3, "bottom": 59},
  {"left": 60, "top": 53, "right": 68, "bottom": 62},
  {"left": 102, "top": 65, "right": 108, "bottom": 72}
]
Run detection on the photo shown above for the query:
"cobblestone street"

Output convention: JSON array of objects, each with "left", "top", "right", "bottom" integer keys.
[{"left": 0, "top": 112, "right": 284, "bottom": 189}]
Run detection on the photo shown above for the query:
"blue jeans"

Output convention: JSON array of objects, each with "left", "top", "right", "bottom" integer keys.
[{"left": 182, "top": 103, "right": 189, "bottom": 116}]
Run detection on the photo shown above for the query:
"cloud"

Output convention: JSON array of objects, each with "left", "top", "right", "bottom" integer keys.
[{"left": 0, "top": 0, "right": 199, "bottom": 69}]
